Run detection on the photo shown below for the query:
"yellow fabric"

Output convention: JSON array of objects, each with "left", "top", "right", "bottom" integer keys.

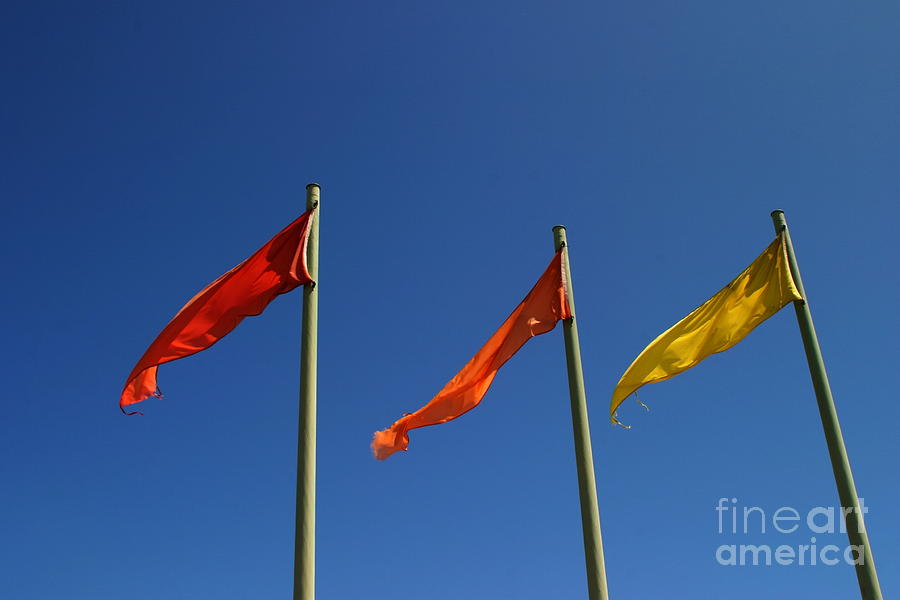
[{"left": 610, "top": 234, "right": 802, "bottom": 424}]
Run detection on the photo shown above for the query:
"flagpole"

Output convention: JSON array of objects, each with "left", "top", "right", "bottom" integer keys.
[
  {"left": 553, "top": 226, "right": 609, "bottom": 600},
  {"left": 770, "top": 211, "right": 882, "bottom": 600},
  {"left": 294, "top": 183, "right": 320, "bottom": 600}
]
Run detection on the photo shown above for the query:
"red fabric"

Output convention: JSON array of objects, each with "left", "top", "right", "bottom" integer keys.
[
  {"left": 120, "top": 210, "right": 315, "bottom": 412},
  {"left": 372, "top": 249, "right": 572, "bottom": 459}
]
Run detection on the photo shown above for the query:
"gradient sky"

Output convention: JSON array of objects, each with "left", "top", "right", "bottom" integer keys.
[{"left": 2, "top": 1, "right": 898, "bottom": 598}]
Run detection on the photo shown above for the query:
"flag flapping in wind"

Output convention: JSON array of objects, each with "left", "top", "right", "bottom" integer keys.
[
  {"left": 372, "top": 249, "right": 572, "bottom": 460},
  {"left": 120, "top": 209, "right": 315, "bottom": 413},
  {"left": 611, "top": 233, "right": 802, "bottom": 425}
]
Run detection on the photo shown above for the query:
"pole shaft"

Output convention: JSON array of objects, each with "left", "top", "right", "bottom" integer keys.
[
  {"left": 553, "top": 226, "right": 609, "bottom": 600},
  {"left": 294, "top": 184, "right": 320, "bottom": 600},
  {"left": 771, "top": 211, "right": 881, "bottom": 600}
]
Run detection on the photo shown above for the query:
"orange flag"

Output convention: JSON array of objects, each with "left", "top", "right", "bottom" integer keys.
[
  {"left": 372, "top": 249, "right": 572, "bottom": 460},
  {"left": 120, "top": 210, "right": 315, "bottom": 413}
]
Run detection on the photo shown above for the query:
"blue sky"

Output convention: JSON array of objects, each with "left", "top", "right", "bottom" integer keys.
[{"left": 2, "top": 1, "right": 898, "bottom": 598}]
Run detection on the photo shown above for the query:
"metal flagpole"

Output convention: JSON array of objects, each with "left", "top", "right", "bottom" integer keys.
[
  {"left": 771, "top": 210, "right": 882, "bottom": 600},
  {"left": 294, "top": 183, "right": 320, "bottom": 600},
  {"left": 553, "top": 226, "right": 610, "bottom": 600}
]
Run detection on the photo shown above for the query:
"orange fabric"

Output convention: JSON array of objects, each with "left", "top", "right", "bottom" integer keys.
[
  {"left": 372, "top": 249, "right": 572, "bottom": 460},
  {"left": 120, "top": 210, "right": 315, "bottom": 413}
]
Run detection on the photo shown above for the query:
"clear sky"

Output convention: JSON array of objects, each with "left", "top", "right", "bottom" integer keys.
[{"left": 2, "top": 1, "right": 897, "bottom": 598}]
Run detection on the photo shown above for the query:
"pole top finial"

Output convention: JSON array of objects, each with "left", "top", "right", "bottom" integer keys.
[
  {"left": 306, "top": 182, "right": 320, "bottom": 190},
  {"left": 552, "top": 225, "right": 568, "bottom": 252},
  {"left": 770, "top": 209, "right": 785, "bottom": 217}
]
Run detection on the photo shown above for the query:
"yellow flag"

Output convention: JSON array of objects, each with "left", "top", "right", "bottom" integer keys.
[{"left": 611, "top": 234, "right": 802, "bottom": 424}]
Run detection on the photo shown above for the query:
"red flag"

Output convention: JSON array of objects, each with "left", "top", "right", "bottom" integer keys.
[
  {"left": 120, "top": 210, "right": 315, "bottom": 413},
  {"left": 372, "top": 249, "right": 572, "bottom": 460}
]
